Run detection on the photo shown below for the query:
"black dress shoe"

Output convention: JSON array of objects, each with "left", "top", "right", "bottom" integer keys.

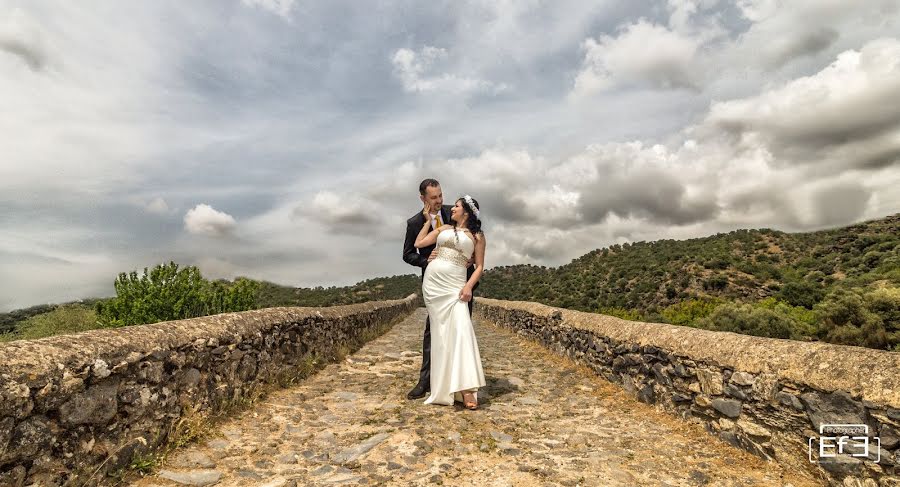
[{"left": 407, "top": 383, "right": 429, "bottom": 400}]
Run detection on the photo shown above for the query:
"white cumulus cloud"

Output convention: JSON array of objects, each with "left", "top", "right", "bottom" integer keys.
[
  {"left": 183, "top": 204, "right": 237, "bottom": 237},
  {"left": 572, "top": 20, "right": 703, "bottom": 98}
]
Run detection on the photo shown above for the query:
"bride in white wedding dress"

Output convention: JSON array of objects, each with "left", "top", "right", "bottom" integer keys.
[{"left": 414, "top": 195, "right": 486, "bottom": 410}]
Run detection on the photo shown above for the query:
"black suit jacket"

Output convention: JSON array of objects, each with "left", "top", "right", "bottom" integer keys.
[{"left": 403, "top": 205, "right": 478, "bottom": 289}]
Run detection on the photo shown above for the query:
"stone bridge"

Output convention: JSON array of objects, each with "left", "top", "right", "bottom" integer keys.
[{"left": 0, "top": 296, "right": 897, "bottom": 486}]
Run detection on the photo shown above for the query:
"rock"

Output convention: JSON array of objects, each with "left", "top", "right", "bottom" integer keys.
[
  {"left": 315, "top": 431, "right": 337, "bottom": 446},
  {"left": 180, "top": 368, "right": 201, "bottom": 389},
  {"left": 331, "top": 433, "right": 391, "bottom": 464},
  {"left": 751, "top": 373, "right": 778, "bottom": 401},
  {"left": 800, "top": 391, "right": 866, "bottom": 430},
  {"left": 695, "top": 395, "right": 712, "bottom": 407},
  {"left": 652, "top": 363, "right": 673, "bottom": 386},
  {"left": 696, "top": 369, "right": 724, "bottom": 395},
  {"left": 0, "top": 381, "right": 32, "bottom": 419},
  {"left": 170, "top": 451, "right": 216, "bottom": 469},
  {"left": 92, "top": 359, "right": 111, "bottom": 379},
  {"left": 637, "top": 383, "right": 655, "bottom": 404},
  {"left": 0, "top": 416, "right": 15, "bottom": 462},
  {"left": 158, "top": 469, "right": 223, "bottom": 486},
  {"left": 818, "top": 454, "right": 864, "bottom": 476},
  {"left": 490, "top": 431, "right": 513, "bottom": 443},
  {"left": 711, "top": 398, "right": 742, "bottom": 418},
  {"left": 258, "top": 476, "right": 288, "bottom": 487},
  {"left": 310, "top": 465, "right": 333, "bottom": 476},
  {"left": 235, "top": 469, "right": 264, "bottom": 480},
  {"left": 672, "top": 393, "right": 692, "bottom": 403},
  {"left": 724, "top": 384, "right": 748, "bottom": 401},
  {"left": 672, "top": 362, "right": 693, "bottom": 378},
  {"left": 775, "top": 391, "right": 804, "bottom": 410},
  {"left": 59, "top": 382, "right": 118, "bottom": 425},
  {"left": 332, "top": 391, "right": 358, "bottom": 401},
  {"left": 8, "top": 416, "right": 52, "bottom": 459},
  {"left": 737, "top": 420, "right": 772, "bottom": 439},
  {"left": 878, "top": 424, "right": 899, "bottom": 449},
  {"left": 206, "top": 439, "right": 229, "bottom": 450},
  {"left": 729, "top": 372, "right": 756, "bottom": 386},
  {"left": 719, "top": 431, "right": 741, "bottom": 448}
]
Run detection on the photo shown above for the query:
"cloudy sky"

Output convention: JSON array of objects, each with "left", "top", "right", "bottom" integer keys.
[{"left": 2, "top": 0, "right": 900, "bottom": 311}]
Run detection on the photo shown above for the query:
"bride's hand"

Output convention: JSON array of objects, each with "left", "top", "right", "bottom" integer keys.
[{"left": 459, "top": 286, "right": 472, "bottom": 302}]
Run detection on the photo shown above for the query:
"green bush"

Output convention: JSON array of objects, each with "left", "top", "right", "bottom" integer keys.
[
  {"left": 776, "top": 280, "right": 824, "bottom": 309},
  {"left": 814, "top": 286, "right": 900, "bottom": 350},
  {"left": 95, "top": 262, "right": 259, "bottom": 327},
  {"left": 661, "top": 298, "right": 722, "bottom": 327},
  {"left": 597, "top": 306, "right": 644, "bottom": 321},
  {"left": 698, "top": 303, "right": 799, "bottom": 339},
  {"left": 703, "top": 275, "right": 728, "bottom": 291}
]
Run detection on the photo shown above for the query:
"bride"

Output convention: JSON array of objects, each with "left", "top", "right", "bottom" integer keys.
[{"left": 414, "top": 195, "right": 486, "bottom": 410}]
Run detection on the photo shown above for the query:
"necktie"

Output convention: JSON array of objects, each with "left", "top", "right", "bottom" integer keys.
[{"left": 435, "top": 213, "right": 443, "bottom": 228}]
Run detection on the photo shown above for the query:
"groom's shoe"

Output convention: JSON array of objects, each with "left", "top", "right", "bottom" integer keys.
[{"left": 407, "top": 383, "right": 429, "bottom": 400}]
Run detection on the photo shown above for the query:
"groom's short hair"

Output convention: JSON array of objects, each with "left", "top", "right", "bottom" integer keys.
[{"left": 419, "top": 178, "right": 440, "bottom": 195}]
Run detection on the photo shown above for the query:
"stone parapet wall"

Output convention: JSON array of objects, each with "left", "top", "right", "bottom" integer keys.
[
  {"left": 475, "top": 298, "right": 900, "bottom": 486},
  {"left": 0, "top": 295, "right": 418, "bottom": 486}
]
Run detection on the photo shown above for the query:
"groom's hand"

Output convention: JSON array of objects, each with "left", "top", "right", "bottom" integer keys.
[{"left": 428, "top": 252, "right": 437, "bottom": 262}]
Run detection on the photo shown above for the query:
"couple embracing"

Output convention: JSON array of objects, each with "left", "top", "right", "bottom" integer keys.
[{"left": 402, "top": 178, "right": 487, "bottom": 410}]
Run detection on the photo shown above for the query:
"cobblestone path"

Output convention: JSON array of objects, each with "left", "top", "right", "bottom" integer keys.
[{"left": 133, "top": 308, "right": 819, "bottom": 486}]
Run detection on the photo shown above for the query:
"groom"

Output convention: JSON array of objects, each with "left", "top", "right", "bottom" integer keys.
[{"left": 402, "top": 178, "right": 476, "bottom": 400}]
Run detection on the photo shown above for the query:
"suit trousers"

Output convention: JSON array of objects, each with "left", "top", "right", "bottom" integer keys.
[{"left": 417, "top": 297, "right": 474, "bottom": 387}]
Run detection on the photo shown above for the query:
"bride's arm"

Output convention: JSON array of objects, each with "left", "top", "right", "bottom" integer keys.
[
  {"left": 459, "top": 234, "right": 486, "bottom": 302},
  {"left": 414, "top": 219, "right": 450, "bottom": 249}
]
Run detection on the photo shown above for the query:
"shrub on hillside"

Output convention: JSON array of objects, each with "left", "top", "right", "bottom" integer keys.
[
  {"left": 661, "top": 298, "right": 722, "bottom": 327},
  {"left": 815, "top": 286, "right": 900, "bottom": 350},
  {"left": 698, "top": 303, "right": 797, "bottom": 339},
  {"left": 597, "top": 306, "right": 644, "bottom": 321},
  {"left": 776, "top": 280, "right": 824, "bottom": 309}
]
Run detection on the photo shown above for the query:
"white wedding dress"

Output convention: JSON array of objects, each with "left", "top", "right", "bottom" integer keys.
[{"left": 422, "top": 228, "right": 486, "bottom": 405}]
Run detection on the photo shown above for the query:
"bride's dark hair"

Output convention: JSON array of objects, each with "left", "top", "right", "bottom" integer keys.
[{"left": 454, "top": 196, "right": 482, "bottom": 240}]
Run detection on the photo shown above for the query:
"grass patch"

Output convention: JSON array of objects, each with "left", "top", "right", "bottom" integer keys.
[{"left": 0, "top": 304, "right": 103, "bottom": 342}]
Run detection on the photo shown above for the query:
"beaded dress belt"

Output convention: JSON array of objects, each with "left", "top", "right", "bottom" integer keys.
[{"left": 434, "top": 246, "right": 469, "bottom": 267}]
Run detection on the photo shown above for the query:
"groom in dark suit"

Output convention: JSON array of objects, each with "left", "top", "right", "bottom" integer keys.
[{"left": 403, "top": 178, "right": 476, "bottom": 400}]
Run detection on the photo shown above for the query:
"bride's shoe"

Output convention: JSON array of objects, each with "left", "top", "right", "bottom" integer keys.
[{"left": 462, "top": 391, "right": 478, "bottom": 410}]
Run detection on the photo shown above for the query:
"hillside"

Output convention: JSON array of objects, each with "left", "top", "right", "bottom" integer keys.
[
  {"left": 480, "top": 214, "right": 900, "bottom": 350},
  {"left": 255, "top": 274, "right": 421, "bottom": 308},
  {"left": 482, "top": 214, "right": 900, "bottom": 310},
  {"left": 2, "top": 214, "right": 897, "bottom": 349}
]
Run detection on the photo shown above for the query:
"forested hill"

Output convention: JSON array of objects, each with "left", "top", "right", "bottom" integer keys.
[
  {"left": 479, "top": 214, "right": 900, "bottom": 350},
  {"left": 2, "top": 214, "right": 897, "bottom": 350}
]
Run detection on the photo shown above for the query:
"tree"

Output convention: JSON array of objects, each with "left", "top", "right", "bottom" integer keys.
[{"left": 96, "top": 262, "right": 259, "bottom": 327}]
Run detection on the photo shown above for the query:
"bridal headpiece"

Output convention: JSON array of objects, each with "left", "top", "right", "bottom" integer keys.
[{"left": 463, "top": 194, "right": 480, "bottom": 219}]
